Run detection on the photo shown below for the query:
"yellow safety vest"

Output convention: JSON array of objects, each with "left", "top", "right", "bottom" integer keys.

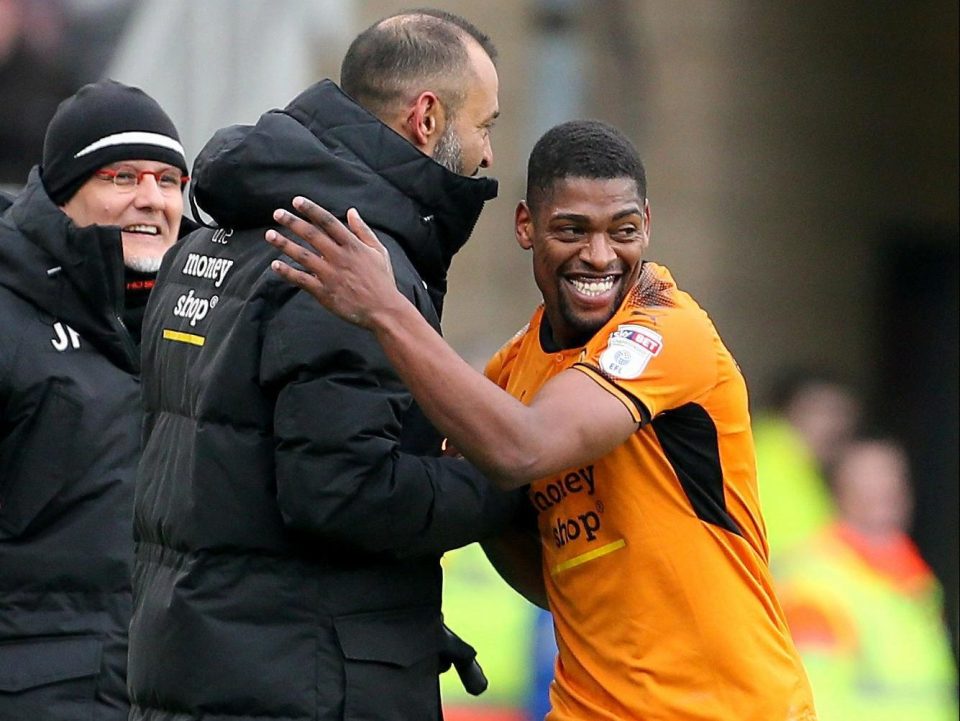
[
  {"left": 775, "top": 527, "right": 958, "bottom": 721},
  {"left": 753, "top": 415, "right": 836, "bottom": 555}
]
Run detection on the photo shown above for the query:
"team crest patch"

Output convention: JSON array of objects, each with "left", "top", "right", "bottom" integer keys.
[{"left": 598, "top": 324, "right": 663, "bottom": 379}]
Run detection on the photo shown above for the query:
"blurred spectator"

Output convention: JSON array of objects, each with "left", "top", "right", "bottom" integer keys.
[
  {"left": 0, "top": 0, "right": 75, "bottom": 185},
  {"left": 441, "top": 543, "right": 538, "bottom": 721},
  {"left": 775, "top": 438, "right": 959, "bottom": 721},
  {"left": 753, "top": 367, "right": 861, "bottom": 555}
]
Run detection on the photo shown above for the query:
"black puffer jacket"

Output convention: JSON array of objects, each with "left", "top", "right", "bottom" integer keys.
[
  {"left": 0, "top": 170, "right": 138, "bottom": 721},
  {"left": 129, "top": 80, "right": 518, "bottom": 721}
]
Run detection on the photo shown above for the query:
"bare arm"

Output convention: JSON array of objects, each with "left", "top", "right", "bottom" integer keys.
[{"left": 266, "top": 198, "right": 638, "bottom": 489}]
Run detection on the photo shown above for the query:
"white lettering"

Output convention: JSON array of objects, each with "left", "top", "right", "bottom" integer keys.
[
  {"left": 181, "top": 252, "right": 234, "bottom": 288},
  {"left": 173, "top": 290, "right": 218, "bottom": 326},
  {"left": 50, "top": 322, "right": 81, "bottom": 351},
  {"left": 211, "top": 228, "right": 233, "bottom": 244}
]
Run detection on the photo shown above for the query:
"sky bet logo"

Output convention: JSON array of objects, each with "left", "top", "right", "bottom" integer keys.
[{"left": 529, "top": 466, "right": 603, "bottom": 548}]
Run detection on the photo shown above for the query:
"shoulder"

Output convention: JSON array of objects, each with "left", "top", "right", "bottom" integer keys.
[{"left": 484, "top": 309, "right": 541, "bottom": 384}]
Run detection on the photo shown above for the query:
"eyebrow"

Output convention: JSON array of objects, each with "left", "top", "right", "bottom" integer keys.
[{"left": 550, "top": 206, "right": 643, "bottom": 222}]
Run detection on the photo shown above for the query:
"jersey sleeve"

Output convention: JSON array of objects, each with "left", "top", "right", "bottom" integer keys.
[
  {"left": 572, "top": 306, "right": 718, "bottom": 423},
  {"left": 484, "top": 327, "right": 525, "bottom": 389}
]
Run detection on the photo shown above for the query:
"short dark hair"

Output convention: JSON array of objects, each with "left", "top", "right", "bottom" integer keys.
[
  {"left": 340, "top": 9, "right": 496, "bottom": 120},
  {"left": 525, "top": 120, "right": 647, "bottom": 212}
]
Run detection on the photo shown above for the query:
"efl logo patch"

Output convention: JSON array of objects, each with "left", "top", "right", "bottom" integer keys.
[{"left": 598, "top": 324, "right": 663, "bottom": 379}]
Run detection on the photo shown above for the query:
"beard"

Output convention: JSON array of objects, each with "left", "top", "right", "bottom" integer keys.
[
  {"left": 555, "top": 278, "right": 631, "bottom": 348},
  {"left": 124, "top": 254, "right": 164, "bottom": 274},
  {"left": 432, "top": 124, "right": 465, "bottom": 176}
]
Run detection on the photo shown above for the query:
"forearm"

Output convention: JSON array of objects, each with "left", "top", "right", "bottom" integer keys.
[
  {"left": 264, "top": 202, "right": 621, "bottom": 485},
  {"left": 369, "top": 298, "right": 542, "bottom": 488}
]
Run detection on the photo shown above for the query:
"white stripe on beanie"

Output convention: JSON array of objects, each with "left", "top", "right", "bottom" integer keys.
[{"left": 73, "top": 131, "right": 185, "bottom": 159}]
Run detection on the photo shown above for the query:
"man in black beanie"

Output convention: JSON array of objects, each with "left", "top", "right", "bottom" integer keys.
[{"left": 0, "top": 79, "right": 188, "bottom": 721}]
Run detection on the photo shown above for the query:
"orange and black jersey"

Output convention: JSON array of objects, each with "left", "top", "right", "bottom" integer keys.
[{"left": 486, "top": 262, "right": 816, "bottom": 721}]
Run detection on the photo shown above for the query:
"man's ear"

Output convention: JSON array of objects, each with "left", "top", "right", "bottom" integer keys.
[
  {"left": 406, "top": 91, "right": 444, "bottom": 151},
  {"left": 640, "top": 198, "right": 652, "bottom": 250},
  {"left": 515, "top": 201, "right": 534, "bottom": 250}
]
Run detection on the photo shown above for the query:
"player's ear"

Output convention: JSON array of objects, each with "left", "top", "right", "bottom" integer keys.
[
  {"left": 515, "top": 201, "right": 534, "bottom": 250},
  {"left": 640, "top": 198, "right": 651, "bottom": 250}
]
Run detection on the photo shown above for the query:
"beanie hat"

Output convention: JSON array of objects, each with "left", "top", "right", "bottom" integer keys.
[{"left": 41, "top": 80, "right": 187, "bottom": 205}]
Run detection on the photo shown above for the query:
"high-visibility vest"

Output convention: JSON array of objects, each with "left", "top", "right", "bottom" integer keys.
[
  {"left": 775, "top": 525, "right": 958, "bottom": 721},
  {"left": 753, "top": 415, "right": 836, "bottom": 555}
]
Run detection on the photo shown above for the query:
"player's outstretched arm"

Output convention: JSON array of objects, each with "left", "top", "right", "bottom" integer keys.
[{"left": 266, "top": 197, "right": 637, "bottom": 488}]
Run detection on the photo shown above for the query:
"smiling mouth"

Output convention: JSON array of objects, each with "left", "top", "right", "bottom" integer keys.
[
  {"left": 122, "top": 224, "right": 160, "bottom": 235},
  {"left": 569, "top": 275, "right": 617, "bottom": 297}
]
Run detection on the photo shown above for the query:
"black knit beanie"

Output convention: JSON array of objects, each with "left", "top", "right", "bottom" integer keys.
[{"left": 41, "top": 80, "right": 187, "bottom": 206}]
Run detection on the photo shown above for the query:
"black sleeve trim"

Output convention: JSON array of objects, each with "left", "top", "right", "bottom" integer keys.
[{"left": 572, "top": 361, "right": 652, "bottom": 426}]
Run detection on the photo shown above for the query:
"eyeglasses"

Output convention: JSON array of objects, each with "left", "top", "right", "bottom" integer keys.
[{"left": 94, "top": 166, "right": 189, "bottom": 193}]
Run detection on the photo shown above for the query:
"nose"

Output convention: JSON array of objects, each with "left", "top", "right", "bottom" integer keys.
[
  {"left": 479, "top": 136, "right": 493, "bottom": 169},
  {"left": 580, "top": 232, "right": 617, "bottom": 268},
  {"left": 134, "top": 174, "right": 165, "bottom": 209}
]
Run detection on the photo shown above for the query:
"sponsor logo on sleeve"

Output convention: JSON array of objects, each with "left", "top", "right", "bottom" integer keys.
[{"left": 598, "top": 324, "right": 663, "bottom": 379}]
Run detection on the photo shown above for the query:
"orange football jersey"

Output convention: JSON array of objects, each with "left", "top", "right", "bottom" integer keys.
[{"left": 485, "top": 263, "right": 816, "bottom": 721}]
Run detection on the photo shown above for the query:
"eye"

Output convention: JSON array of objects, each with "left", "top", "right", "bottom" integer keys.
[
  {"left": 158, "top": 171, "right": 182, "bottom": 189},
  {"left": 554, "top": 225, "right": 584, "bottom": 241},
  {"left": 113, "top": 169, "right": 138, "bottom": 186},
  {"left": 611, "top": 225, "right": 640, "bottom": 242}
]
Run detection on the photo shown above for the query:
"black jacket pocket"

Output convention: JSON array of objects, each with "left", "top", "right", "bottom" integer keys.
[
  {"left": 0, "top": 635, "right": 102, "bottom": 721},
  {"left": 333, "top": 606, "right": 441, "bottom": 720},
  {"left": 0, "top": 635, "right": 101, "bottom": 691}
]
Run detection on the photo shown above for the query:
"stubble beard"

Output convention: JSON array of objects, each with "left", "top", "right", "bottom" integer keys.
[
  {"left": 556, "top": 282, "right": 629, "bottom": 348},
  {"left": 124, "top": 253, "right": 164, "bottom": 274},
  {"left": 432, "top": 124, "right": 465, "bottom": 176}
]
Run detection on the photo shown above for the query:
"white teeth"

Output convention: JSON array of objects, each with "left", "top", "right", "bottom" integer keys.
[
  {"left": 123, "top": 225, "right": 159, "bottom": 235},
  {"left": 570, "top": 276, "right": 615, "bottom": 296}
]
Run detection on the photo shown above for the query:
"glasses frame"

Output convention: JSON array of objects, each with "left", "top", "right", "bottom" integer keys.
[{"left": 94, "top": 166, "right": 190, "bottom": 193}]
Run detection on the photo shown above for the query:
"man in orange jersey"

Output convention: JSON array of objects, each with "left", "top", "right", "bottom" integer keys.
[{"left": 266, "top": 120, "right": 817, "bottom": 721}]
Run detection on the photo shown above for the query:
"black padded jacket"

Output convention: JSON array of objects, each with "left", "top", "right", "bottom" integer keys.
[
  {"left": 128, "top": 80, "right": 519, "bottom": 721},
  {"left": 0, "top": 169, "right": 138, "bottom": 721}
]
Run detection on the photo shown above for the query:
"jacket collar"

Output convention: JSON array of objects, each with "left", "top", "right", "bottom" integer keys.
[
  {"left": 192, "top": 80, "right": 498, "bottom": 306},
  {"left": 0, "top": 168, "right": 137, "bottom": 371}
]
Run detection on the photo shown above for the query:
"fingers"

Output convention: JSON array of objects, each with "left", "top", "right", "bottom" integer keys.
[
  {"left": 288, "top": 197, "right": 353, "bottom": 246},
  {"left": 269, "top": 206, "right": 339, "bottom": 260},
  {"left": 345, "top": 207, "right": 385, "bottom": 253},
  {"left": 264, "top": 227, "right": 325, "bottom": 277},
  {"left": 265, "top": 198, "right": 390, "bottom": 293},
  {"left": 269, "top": 257, "right": 325, "bottom": 300}
]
